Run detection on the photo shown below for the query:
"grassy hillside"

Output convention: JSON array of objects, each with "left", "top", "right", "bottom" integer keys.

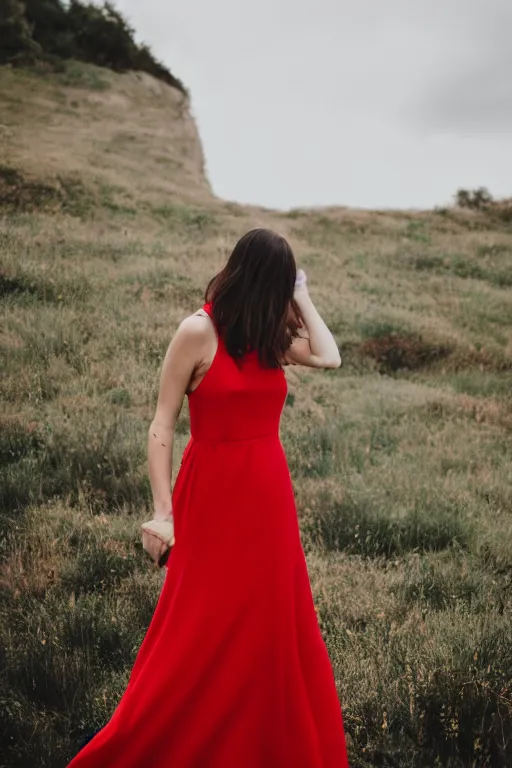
[{"left": 1, "top": 62, "right": 511, "bottom": 768}]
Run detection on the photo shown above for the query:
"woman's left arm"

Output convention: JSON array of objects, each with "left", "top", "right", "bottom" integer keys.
[{"left": 283, "top": 272, "right": 341, "bottom": 369}]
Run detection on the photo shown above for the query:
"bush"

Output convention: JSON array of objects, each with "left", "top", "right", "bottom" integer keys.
[
  {"left": 455, "top": 187, "right": 493, "bottom": 210},
  {"left": 453, "top": 188, "right": 512, "bottom": 229}
]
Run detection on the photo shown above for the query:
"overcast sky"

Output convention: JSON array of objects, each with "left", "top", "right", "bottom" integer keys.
[{"left": 112, "top": 0, "right": 512, "bottom": 211}]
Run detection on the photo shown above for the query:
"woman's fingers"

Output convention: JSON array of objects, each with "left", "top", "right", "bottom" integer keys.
[
  {"left": 142, "top": 530, "right": 169, "bottom": 564},
  {"left": 141, "top": 530, "right": 155, "bottom": 558}
]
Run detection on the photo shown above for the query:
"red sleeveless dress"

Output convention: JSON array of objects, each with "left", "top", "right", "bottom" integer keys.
[{"left": 67, "top": 302, "right": 349, "bottom": 768}]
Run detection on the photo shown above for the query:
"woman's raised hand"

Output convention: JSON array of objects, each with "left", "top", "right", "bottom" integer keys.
[{"left": 294, "top": 269, "right": 308, "bottom": 297}]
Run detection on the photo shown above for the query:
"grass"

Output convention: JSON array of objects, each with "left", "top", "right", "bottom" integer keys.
[
  {"left": 53, "top": 61, "right": 111, "bottom": 92},
  {"left": 0, "top": 63, "right": 511, "bottom": 767},
  {"left": 410, "top": 251, "right": 512, "bottom": 288}
]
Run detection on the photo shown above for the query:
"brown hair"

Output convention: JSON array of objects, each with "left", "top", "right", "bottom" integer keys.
[{"left": 205, "top": 228, "right": 304, "bottom": 368}]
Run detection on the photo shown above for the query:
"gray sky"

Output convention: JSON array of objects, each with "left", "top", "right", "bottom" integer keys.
[{"left": 112, "top": 0, "right": 512, "bottom": 210}]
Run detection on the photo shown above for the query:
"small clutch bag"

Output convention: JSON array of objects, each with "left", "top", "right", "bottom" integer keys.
[{"left": 141, "top": 518, "right": 175, "bottom": 568}]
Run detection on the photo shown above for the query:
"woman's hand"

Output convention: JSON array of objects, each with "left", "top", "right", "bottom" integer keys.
[
  {"left": 284, "top": 268, "right": 341, "bottom": 369},
  {"left": 141, "top": 515, "right": 175, "bottom": 567},
  {"left": 294, "top": 269, "right": 308, "bottom": 299}
]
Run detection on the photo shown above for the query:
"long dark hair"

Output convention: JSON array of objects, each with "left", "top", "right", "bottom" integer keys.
[{"left": 205, "top": 228, "right": 304, "bottom": 368}]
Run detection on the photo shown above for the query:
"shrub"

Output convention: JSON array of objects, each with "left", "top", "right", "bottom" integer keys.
[
  {"left": 359, "top": 332, "right": 453, "bottom": 373},
  {"left": 455, "top": 187, "right": 493, "bottom": 210}
]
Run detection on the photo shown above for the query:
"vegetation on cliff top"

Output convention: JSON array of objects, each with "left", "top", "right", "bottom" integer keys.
[{"left": 0, "top": 0, "right": 186, "bottom": 93}]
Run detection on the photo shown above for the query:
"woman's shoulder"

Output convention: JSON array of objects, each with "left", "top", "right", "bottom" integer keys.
[
  {"left": 178, "top": 307, "right": 209, "bottom": 331},
  {"left": 174, "top": 307, "right": 216, "bottom": 345},
  {"left": 166, "top": 311, "right": 217, "bottom": 367}
]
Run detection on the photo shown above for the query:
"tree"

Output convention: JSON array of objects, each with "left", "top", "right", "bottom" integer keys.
[{"left": 0, "top": 0, "right": 41, "bottom": 64}]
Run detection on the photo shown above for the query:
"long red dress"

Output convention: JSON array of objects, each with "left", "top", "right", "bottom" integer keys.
[{"left": 67, "top": 301, "right": 349, "bottom": 768}]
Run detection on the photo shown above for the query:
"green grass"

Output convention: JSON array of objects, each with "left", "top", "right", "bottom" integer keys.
[
  {"left": 54, "top": 61, "right": 111, "bottom": 91},
  {"left": 149, "top": 203, "right": 218, "bottom": 236},
  {"left": 411, "top": 251, "right": 512, "bottom": 288}
]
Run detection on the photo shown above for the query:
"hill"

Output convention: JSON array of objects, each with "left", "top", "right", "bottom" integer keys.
[{"left": 0, "top": 63, "right": 511, "bottom": 767}]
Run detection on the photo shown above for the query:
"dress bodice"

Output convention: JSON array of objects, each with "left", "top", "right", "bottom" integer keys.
[{"left": 188, "top": 302, "right": 288, "bottom": 443}]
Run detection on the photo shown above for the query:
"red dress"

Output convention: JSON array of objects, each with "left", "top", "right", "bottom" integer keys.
[{"left": 67, "top": 302, "right": 349, "bottom": 768}]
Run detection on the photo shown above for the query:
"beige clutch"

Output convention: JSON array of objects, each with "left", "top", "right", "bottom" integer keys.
[{"left": 141, "top": 518, "right": 175, "bottom": 568}]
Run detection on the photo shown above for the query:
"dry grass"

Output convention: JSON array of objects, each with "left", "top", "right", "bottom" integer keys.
[{"left": 1, "top": 62, "right": 511, "bottom": 767}]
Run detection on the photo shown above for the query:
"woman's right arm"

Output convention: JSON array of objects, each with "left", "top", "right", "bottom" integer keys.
[
  {"left": 147, "top": 315, "right": 209, "bottom": 521},
  {"left": 283, "top": 272, "right": 341, "bottom": 369}
]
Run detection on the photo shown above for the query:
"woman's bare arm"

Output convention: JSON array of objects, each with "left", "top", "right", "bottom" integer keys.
[
  {"left": 147, "top": 315, "right": 211, "bottom": 521},
  {"left": 283, "top": 273, "right": 341, "bottom": 369}
]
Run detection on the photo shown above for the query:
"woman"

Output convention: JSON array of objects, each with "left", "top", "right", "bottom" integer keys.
[{"left": 68, "top": 228, "right": 350, "bottom": 767}]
